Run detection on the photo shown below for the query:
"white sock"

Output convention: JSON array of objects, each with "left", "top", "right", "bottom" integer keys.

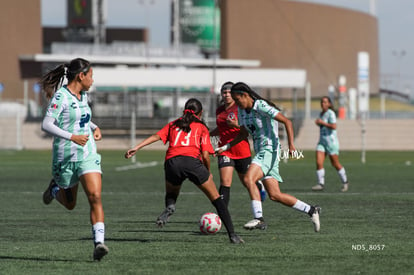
[
  {"left": 251, "top": 200, "right": 263, "bottom": 219},
  {"left": 316, "top": 169, "right": 325, "bottom": 185},
  {"left": 93, "top": 222, "right": 105, "bottom": 244},
  {"left": 292, "top": 200, "right": 311, "bottom": 214},
  {"left": 337, "top": 167, "right": 348, "bottom": 183}
]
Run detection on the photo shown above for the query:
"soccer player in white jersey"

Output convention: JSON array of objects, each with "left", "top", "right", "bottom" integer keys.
[
  {"left": 40, "top": 58, "right": 108, "bottom": 261},
  {"left": 312, "top": 96, "right": 349, "bottom": 192},
  {"left": 216, "top": 82, "right": 321, "bottom": 232}
]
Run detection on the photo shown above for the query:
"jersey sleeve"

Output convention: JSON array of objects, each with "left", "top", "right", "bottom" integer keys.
[
  {"left": 256, "top": 100, "right": 279, "bottom": 118},
  {"left": 328, "top": 110, "right": 337, "bottom": 124},
  {"left": 156, "top": 122, "right": 172, "bottom": 144},
  {"left": 45, "top": 90, "right": 66, "bottom": 120},
  {"left": 200, "top": 126, "right": 215, "bottom": 154}
]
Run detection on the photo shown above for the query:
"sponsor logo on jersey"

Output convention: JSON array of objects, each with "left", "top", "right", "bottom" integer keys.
[{"left": 227, "top": 112, "right": 235, "bottom": 120}]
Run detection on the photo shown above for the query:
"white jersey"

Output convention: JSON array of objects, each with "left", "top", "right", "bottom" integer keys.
[
  {"left": 238, "top": 99, "right": 280, "bottom": 152},
  {"left": 318, "top": 109, "right": 338, "bottom": 144},
  {"left": 45, "top": 86, "right": 97, "bottom": 162}
]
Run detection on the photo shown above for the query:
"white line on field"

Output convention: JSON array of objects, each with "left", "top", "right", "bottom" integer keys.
[{"left": 115, "top": 161, "right": 159, "bottom": 171}]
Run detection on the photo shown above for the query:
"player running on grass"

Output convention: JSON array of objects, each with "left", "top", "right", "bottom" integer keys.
[
  {"left": 216, "top": 82, "right": 321, "bottom": 232},
  {"left": 125, "top": 98, "right": 244, "bottom": 244},
  {"left": 312, "top": 96, "right": 349, "bottom": 192},
  {"left": 40, "top": 58, "right": 108, "bottom": 261},
  {"left": 210, "top": 81, "right": 266, "bottom": 229}
]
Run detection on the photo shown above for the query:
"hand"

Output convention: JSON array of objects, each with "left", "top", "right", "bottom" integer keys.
[
  {"left": 93, "top": 127, "right": 102, "bottom": 141},
  {"left": 315, "top": 118, "right": 323, "bottom": 126},
  {"left": 214, "top": 144, "right": 230, "bottom": 155},
  {"left": 125, "top": 149, "right": 137, "bottom": 159},
  {"left": 214, "top": 148, "right": 224, "bottom": 156},
  {"left": 289, "top": 145, "right": 297, "bottom": 157},
  {"left": 71, "top": 134, "right": 89, "bottom": 146},
  {"left": 226, "top": 117, "right": 239, "bottom": 128}
]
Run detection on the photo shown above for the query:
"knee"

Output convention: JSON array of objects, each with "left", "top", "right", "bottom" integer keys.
[
  {"left": 242, "top": 174, "right": 254, "bottom": 186},
  {"left": 87, "top": 192, "right": 102, "bottom": 205},
  {"left": 268, "top": 192, "right": 282, "bottom": 202}
]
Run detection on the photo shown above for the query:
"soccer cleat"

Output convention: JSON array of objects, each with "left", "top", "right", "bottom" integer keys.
[
  {"left": 341, "top": 183, "right": 349, "bottom": 192},
  {"left": 93, "top": 243, "right": 109, "bottom": 261},
  {"left": 312, "top": 184, "right": 324, "bottom": 191},
  {"left": 243, "top": 218, "right": 267, "bottom": 230},
  {"left": 256, "top": 181, "right": 266, "bottom": 201},
  {"left": 229, "top": 234, "right": 245, "bottom": 244},
  {"left": 156, "top": 205, "right": 176, "bottom": 228},
  {"left": 311, "top": 206, "right": 321, "bottom": 232},
  {"left": 43, "top": 179, "right": 56, "bottom": 205}
]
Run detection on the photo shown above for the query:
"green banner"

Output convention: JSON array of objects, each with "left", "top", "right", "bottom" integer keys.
[{"left": 180, "top": 0, "right": 220, "bottom": 51}]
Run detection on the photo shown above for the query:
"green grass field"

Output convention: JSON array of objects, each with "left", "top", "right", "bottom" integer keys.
[{"left": 0, "top": 150, "right": 413, "bottom": 274}]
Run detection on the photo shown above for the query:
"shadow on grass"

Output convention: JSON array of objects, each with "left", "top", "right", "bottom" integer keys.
[{"left": 0, "top": 255, "right": 81, "bottom": 262}]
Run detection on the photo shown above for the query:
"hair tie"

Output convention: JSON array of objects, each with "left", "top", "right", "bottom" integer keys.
[{"left": 184, "top": 109, "right": 195, "bottom": 115}]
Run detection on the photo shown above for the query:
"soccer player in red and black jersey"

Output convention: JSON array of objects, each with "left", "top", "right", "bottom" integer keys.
[
  {"left": 211, "top": 82, "right": 267, "bottom": 230},
  {"left": 125, "top": 98, "right": 244, "bottom": 244}
]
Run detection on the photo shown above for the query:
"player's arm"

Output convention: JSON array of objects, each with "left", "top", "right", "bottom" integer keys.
[
  {"left": 226, "top": 115, "right": 240, "bottom": 128},
  {"left": 42, "top": 116, "right": 89, "bottom": 146},
  {"left": 315, "top": 118, "right": 336, "bottom": 130},
  {"left": 89, "top": 121, "right": 102, "bottom": 141},
  {"left": 201, "top": 150, "right": 211, "bottom": 171},
  {"left": 125, "top": 134, "right": 161, "bottom": 159},
  {"left": 275, "top": 112, "right": 296, "bottom": 153},
  {"left": 215, "top": 126, "right": 249, "bottom": 154}
]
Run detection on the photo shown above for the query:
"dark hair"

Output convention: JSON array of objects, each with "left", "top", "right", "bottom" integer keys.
[
  {"left": 218, "top": 81, "right": 234, "bottom": 105},
  {"left": 40, "top": 58, "right": 91, "bottom": 99},
  {"left": 172, "top": 98, "right": 208, "bottom": 132},
  {"left": 320, "top": 96, "right": 335, "bottom": 115},
  {"left": 221, "top": 81, "right": 234, "bottom": 92},
  {"left": 231, "top": 82, "right": 280, "bottom": 110}
]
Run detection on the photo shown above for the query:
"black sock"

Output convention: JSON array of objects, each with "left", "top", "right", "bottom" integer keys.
[
  {"left": 165, "top": 192, "right": 178, "bottom": 208},
  {"left": 212, "top": 196, "right": 235, "bottom": 236},
  {"left": 219, "top": 186, "right": 230, "bottom": 207}
]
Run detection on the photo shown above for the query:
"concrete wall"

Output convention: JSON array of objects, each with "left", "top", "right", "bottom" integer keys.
[
  {"left": 1, "top": 118, "right": 412, "bottom": 151},
  {"left": 294, "top": 119, "right": 414, "bottom": 151}
]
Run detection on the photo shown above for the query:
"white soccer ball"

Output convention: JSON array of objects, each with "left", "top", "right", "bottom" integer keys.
[{"left": 199, "top": 212, "right": 222, "bottom": 234}]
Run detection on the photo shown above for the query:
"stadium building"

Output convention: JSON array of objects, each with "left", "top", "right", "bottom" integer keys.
[
  {"left": 1, "top": 0, "right": 378, "bottom": 105},
  {"left": 4, "top": 0, "right": 404, "bottom": 152}
]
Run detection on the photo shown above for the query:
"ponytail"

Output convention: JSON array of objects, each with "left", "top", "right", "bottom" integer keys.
[
  {"left": 172, "top": 98, "right": 208, "bottom": 132},
  {"left": 39, "top": 58, "right": 91, "bottom": 99},
  {"left": 40, "top": 64, "right": 66, "bottom": 99}
]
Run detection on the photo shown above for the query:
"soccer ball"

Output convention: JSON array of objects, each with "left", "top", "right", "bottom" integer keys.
[{"left": 199, "top": 212, "right": 222, "bottom": 234}]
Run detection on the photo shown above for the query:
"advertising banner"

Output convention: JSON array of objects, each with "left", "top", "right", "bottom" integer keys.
[{"left": 180, "top": 0, "right": 220, "bottom": 51}]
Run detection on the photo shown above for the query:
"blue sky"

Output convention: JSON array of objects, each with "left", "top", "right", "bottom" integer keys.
[{"left": 41, "top": 0, "right": 414, "bottom": 94}]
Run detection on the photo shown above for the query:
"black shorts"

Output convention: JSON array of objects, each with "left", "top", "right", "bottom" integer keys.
[
  {"left": 164, "top": 156, "right": 210, "bottom": 186},
  {"left": 217, "top": 155, "right": 251, "bottom": 174}
]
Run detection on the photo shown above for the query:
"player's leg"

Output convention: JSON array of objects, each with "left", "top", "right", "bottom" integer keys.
[
  {"left": 43, "top": 161, "right": 79, "bottom": 210},
  {"left": 235, "top": 156, "right": 266, "bottom": 201},
  {"left": 241, "top": 163, "right": 267, "bottom": 230},
  {"left": 157, "top": 157, "right": 186, "bottom": 227},
  {"left": 263, "top": 177, "right": 321, "bottom": 232},
  {"left": 80, "top": 172, "right": 108, "bottom": 261},
  {"left": 197, "top": 174, "right": 244, "bottom": 244},
  {"left": 312, "top": 149, "right": 326, "bottom": 191},
  {"left": 56, "top": 185, "right": 79, "bottom": 210},
  {"left": 329, "top": 154, "right": 349, "bottom": 192},
  {"left": 156, "top": 180, "right": 181, "bottom": 227},
  {"left": 217, "top": 155, "right": 236, "bottom": 206},
  {"left": 218, "top": 166, "right": 234, "bottom": 206}
]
